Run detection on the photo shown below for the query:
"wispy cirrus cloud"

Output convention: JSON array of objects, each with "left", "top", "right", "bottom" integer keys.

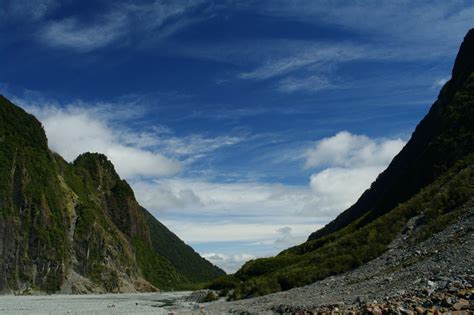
[
  {"left": 238, "top": 42, "right": 369, "bottom": 81},
  {"left": 0, "top": 0, "right": 59, "bottom": 22},
  {"left": 40, "top": 14, "right": 128, "bottom": 52},
  {"left": 169, "top": 1, "right": 472, "bottom": 93},
  {"left": 253, "top": 1, "right": 473, "bottom": 51},
  {"left": 37, "top": 0, "right": 206, "bottom": 52},
  {"left": 278, "top": 74, "right": 335, "bottom": 93}
]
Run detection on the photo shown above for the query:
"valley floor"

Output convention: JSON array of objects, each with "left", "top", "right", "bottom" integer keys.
[{"left": 0, "top": 291, "right": 204, "bottom": 314}]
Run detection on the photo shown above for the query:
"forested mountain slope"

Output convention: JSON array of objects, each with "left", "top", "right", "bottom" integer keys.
[{"left": 0, "top": 97, "right": 224, "bottom": 294}]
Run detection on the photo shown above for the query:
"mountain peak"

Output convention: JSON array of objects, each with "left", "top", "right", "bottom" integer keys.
[
  {"left": 73, "top": 152, "right": 120, "bottom": 179},
  {"left": 452, "top": 28, "right": 474, "bottom": 80}
]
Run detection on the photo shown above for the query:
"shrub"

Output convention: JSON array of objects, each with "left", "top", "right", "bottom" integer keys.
[{"left": 202, "top": 291, "right": 219, "bottom": 302}]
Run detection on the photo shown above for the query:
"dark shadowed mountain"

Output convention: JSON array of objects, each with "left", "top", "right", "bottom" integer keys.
[{"left": 309, "top": 28, "right": 474, "bottom": 241}]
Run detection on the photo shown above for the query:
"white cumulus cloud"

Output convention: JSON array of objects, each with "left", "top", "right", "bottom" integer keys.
[
  {"left": 309, "top": 166, "right": 384, "bottom": 213},
  {"left": 132, "top": 178, "right": 324, "bottom": 217},
  {"left": 302, "top": 131, "right": 406, "bottom": 215},
  {"left": 304, "top": 131, "right": 405, "bottom": 169},
  {"left": 28, "top": 105, "right": 182, "bottom": 178}
]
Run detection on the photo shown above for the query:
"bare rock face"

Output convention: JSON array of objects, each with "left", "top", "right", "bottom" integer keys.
[{"left": 72, "top": 153, "right": 151, "bottom": 244}]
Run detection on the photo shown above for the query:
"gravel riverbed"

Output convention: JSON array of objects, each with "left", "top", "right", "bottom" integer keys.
[{"left": 0, "top": 292, "right": 205, "bottom": 314}]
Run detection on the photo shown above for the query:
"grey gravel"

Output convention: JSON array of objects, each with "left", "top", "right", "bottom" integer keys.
[{"left": 205, "top": 208, "right": 474, "bottom": 314}]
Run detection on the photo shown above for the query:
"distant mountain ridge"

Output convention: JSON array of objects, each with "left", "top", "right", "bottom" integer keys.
[
  {"left": 0, "top": 99, "right": 224, "bottom": 294},
  {"left": 215, "top": 28, "right": 474, "bottom": 299}
]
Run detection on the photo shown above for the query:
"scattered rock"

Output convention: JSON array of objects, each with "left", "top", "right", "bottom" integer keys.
[
  {"left": 452, "top": 299, "right": 470, "bottom": 310},
  {"left": 442, "top": 297, "right": 453, "bottom": 307}
]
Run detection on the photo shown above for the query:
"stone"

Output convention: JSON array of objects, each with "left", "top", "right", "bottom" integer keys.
[
  {"left": 373, "top": 306, "right": 383, "bottom": 315},
  {"left": 415, "top": 306, "right": 425, "bottom": 315},
  {"left": 441, "top": 297, "right": 453, "bottom": 307},
  {"left": 356, "top": 296, "right": 366, "bottom": 305},
  {"left": 399, "top": 307, "right": 414, "bottom": 315},
  {"left": 452, "top": 299, "right": 469, "bottom": 311}
]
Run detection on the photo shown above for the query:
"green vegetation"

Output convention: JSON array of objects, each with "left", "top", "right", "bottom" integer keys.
[
  {"left": 207, "top": 274, "right": 241, "bottom": 290},
  {"left": 0, "top": 96, "right": 69, "bottom": 292},
  {"left": 202, "top": 291, "right": 219, "bottom": 303},
  {"left": 226, "top": 155, "right": 474, "bottom": 299},
  {"left": 132, "top": 238, "right": 186, "bottom": 290},
  {"left": 143, "top": 209, "right": 225, "bottom": 284},
  {"left": 0, "top": 95, "right": 224, "bottom": 293},
  {"left": 63, "top": 151, "right": 224, "bottom": 290}
]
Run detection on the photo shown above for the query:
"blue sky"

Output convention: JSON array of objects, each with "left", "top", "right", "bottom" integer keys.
[{"left": 1, "top": 0, "right": 473, "bottom": 272}]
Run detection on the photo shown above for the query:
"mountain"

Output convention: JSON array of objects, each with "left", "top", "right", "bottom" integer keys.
[
  {"left": 214, "top": 29, "right": 474, "bottom": 299},
  {"left": 309, "top": 28, "right": 474, "bottom": 241},
  {"left": 0, "top": 99, "right": 224, "bottom": 294}
]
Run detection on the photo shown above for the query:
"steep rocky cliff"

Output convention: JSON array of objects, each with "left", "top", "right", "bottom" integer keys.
[{"left": 0, "top": 99, "right": 224, "bottom": 294}]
